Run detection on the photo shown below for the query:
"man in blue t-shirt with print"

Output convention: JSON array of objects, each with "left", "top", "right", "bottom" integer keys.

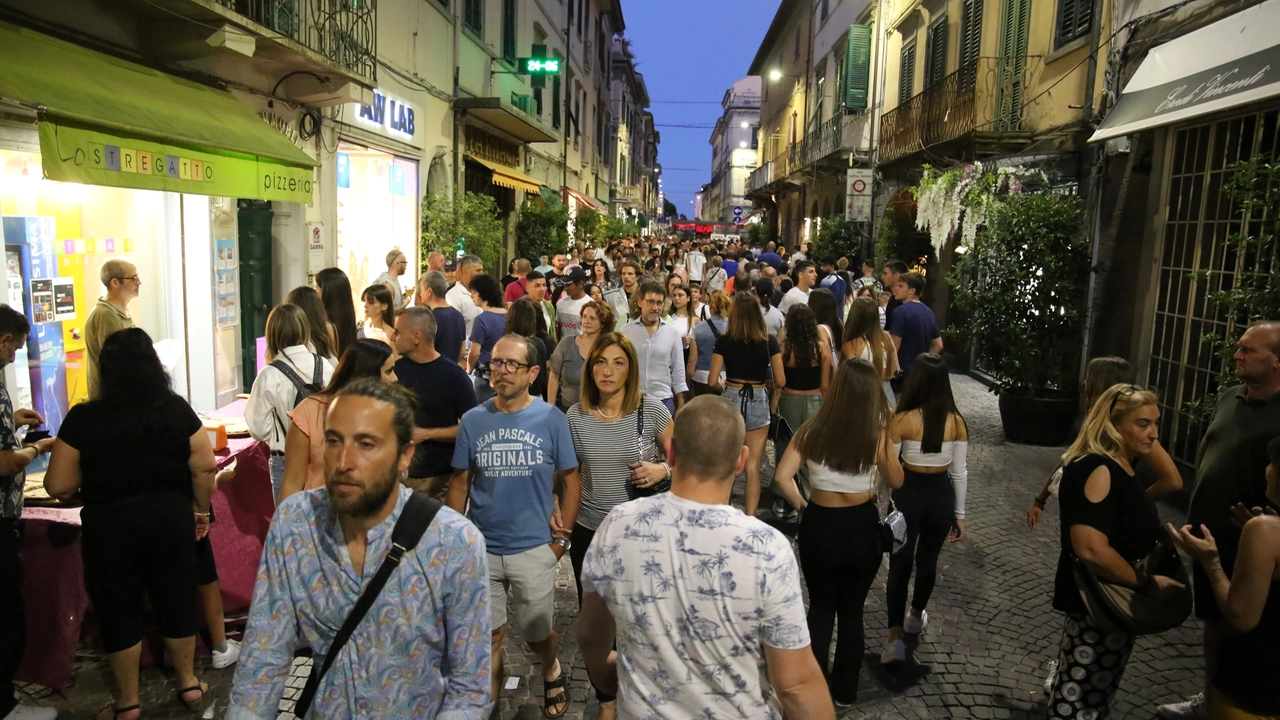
[
  {"left": 448, "top": 334, "right": 580, "bottom": 716},
  {"left": 888, "top": 271, "right": 943, "bottom": 373}
]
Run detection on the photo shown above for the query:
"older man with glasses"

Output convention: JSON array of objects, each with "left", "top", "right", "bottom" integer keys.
[
  {"left": 85, "top": 258, "right": 139, "bottom": 398},
  {"left": 447, "top": 334, "right": 581, "bottom": 718},
  {"left": 619, "top": 281, "right": 688, "bottom": 415}
]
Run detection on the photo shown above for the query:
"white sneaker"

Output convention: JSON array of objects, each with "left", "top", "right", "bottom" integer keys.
[
  {"left": 3, "top": 704, "right": 58, "bottom": 720},
  {"left": 212, "top": 638, "right": 242, "bottom": 669},
  {"left": 1157, "top": 693, "right": 1209, "bottom": 720},
  {"left": 880, "top": 639, "right": 907, "bottom": 664},
  {"left": 904, "top": 610, "right": 928, "bottom": 635},
  {"left": 1044, "top": 660, "right": 1058, "bottom": 694}
]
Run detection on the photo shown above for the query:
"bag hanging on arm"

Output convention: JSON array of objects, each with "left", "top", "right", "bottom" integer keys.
[
  {"left": 292, "top": 492, "right": 443, "bottom": 717},
  {"left": 268, "top": 354, "right": 325, "bottom": 439},
  {"left": 627, "top": 399, "right": 670, "bottom": 500},
  {"left": 1070, "top": 537, "right": 1192, "bottom": 635}
]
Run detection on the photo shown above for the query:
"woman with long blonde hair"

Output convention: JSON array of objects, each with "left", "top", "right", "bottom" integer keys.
[
  {"left": 1046, "top": 384, "right": 1182, "bottom": 720},
  {"left": 843, "top": 296, "right": 899, "bottom": 406}
]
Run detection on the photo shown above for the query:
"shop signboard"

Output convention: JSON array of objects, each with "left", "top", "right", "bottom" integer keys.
[
  {"left": 349, "top": 89, "right": 424, "bottom": 148},
  {"left": 39, "top": 123, "right": 315, "bottom": 204}
]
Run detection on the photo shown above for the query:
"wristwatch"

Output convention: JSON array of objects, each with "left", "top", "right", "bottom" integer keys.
[{"left": 552, "top": 537, "right": 571, "bottom": 551}]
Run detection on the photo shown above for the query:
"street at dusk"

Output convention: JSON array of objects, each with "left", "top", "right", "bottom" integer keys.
[{"left": 1, "top": 0, "right": 1278, "bottom": 719}]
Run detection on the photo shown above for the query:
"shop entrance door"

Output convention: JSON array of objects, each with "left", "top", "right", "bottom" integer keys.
[
  {"left": 1146, "top": 109, "right": 1280, "bottom": 465},
  {"left": 237, "top": 200, "right": 274, "bottom": 390}
]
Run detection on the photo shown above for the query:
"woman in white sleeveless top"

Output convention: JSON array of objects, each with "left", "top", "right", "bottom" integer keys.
[{"left": 843, "top": 296, "right": 899, "bottom": 407}]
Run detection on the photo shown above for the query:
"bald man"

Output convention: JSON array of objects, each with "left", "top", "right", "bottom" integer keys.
[{"left": 85, "top": 258, "right": 139, "bottom": 397}]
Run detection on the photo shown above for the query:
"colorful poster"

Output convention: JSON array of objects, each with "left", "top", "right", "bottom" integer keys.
[
  {"left": 29, "top": 278, "right": 53, "bottom": 323},
  {"left": 52, "top": 277, "right": 75, "bottom": 320},
  {"left": 215, "top": 238, "right": 237, "bottom": 327}
]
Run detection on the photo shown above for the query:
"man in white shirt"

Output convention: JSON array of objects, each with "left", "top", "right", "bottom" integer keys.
[
  {"left": 619, "top": 281, "right": 688, "bottom": 416},
  {"left": 579, "top": 396, "right": 833, "bottom": 720},
  {"left": 555, "top": 267, "right": 590, "bottom": 338},
  {"left": 445, "top": 254, "right": 485, "bottom": 339},
  {"left": 778, "top": 260, "right": 817, "bottom": 316},
  {"left": 686, "top": 244, "right": 706, "bottom": 283}
]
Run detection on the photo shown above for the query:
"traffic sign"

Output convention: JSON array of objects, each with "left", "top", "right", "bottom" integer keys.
[{"left": 845, "top": 168, "right": 872, "bottom": 222}]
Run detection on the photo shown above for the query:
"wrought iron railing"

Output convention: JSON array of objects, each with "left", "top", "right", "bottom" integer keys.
[
  {"left": 879, "top": 56, "right": 1041, "bottom": 165},
  {"left": 216, "top": 0, "right": 377, "bottom": 79}
]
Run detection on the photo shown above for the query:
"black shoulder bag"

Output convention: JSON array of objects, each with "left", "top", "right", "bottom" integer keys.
[
  {"left": 292, "top": 493, "right": 443, "bottom": 717},
  {"left": 626, "top": 400, "right": 670, "bottom": 500}
]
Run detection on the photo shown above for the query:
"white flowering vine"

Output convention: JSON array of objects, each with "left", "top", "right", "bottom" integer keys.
[{"left": 914, "top": 162, "right": 1049, "bottom": 255}]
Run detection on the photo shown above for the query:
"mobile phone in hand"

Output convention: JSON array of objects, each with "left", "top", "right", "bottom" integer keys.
[{"left": 24, "top": 429, "right": 52, "bottom": 443}]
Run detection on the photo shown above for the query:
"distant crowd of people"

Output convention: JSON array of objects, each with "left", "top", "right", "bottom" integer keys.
[{"left": 0, "top": 237, "right": 1275, "bottom": 720}]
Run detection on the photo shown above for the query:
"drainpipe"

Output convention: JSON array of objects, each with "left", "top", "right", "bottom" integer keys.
[
  {"left": 452, "top": 0, "right": 462, "bottom": 198},
  {"left": 562, "top": 14, "right": 572, "bottom": 193},
  {"left": 1077, "top": 0, "right": 1107, "bottom": 373}
]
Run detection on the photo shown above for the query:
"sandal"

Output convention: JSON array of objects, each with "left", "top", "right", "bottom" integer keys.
[
  {"left": 96, "top": 703, "right": 141, "bottom": 720},
  {"left": 543, "top": 663, "right": 570, "bottom": 718},
  {"left": 176, "top": 681, "right": 208, "bottom": 710}
]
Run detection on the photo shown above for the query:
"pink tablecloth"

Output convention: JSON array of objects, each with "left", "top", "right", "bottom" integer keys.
[{"left": 17, "top": 412, "right": 274, "bottom": 689}]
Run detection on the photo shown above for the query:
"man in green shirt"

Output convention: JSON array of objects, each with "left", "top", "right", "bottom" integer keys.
[
  {"left": 84, "top": 258, "right": 138, "bottom": 398},
  {"left": 1158, "top": 321, "right": 1280, "bottom": 720}
]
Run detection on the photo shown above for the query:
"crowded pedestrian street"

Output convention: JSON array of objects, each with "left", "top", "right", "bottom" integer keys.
[{"left": 14, "top": 375, "right": 1205, "bottom": 720}]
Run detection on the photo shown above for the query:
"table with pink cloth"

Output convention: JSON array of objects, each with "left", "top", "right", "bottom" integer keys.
[{"left": 16, "top": 399, "right": 274, "bottom": 689}]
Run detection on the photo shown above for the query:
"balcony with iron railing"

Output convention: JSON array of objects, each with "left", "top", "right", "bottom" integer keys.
[
  {"left": 879, "top": 56, "right": 1043, "bottom": 166},
  {"left": 793, "top": 111, "right": 872, "bottom": 170},
  {"left": 213, "top": 0, "right": 376, "bottom": 80}
]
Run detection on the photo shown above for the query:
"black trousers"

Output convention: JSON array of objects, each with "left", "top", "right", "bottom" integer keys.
[
  {"left": 798, "top": 503, "right": 882, "bottom": 704},
  {"left": 569, "top": 522, "right": 616, "bottom": 704},
  {"left": 886, "top": 470, "right": 955, "bottom": 628},
  {"left": 0, "top": 519, "right": 24, "bottom": 716}
]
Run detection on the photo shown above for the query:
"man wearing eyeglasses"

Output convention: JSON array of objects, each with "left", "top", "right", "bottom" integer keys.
[
  {"left": 447, "top": 334, "right": 581, "bottom": 717},
  {"left": 373, "top": 249, "right": 411, "bottom": 311},
  {"left": 620, "top": 282, "right": 688, "bottom": 415},
  {"left": 84, "top": 258, "right": 139, "bottom": 398}
]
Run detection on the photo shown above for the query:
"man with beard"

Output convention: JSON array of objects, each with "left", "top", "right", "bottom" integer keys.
[
  {"left": 448, "top": 335, "right": 581, "bottom": 718},
  {"left": 228, "top": 380, "right": 491, "bottom": 719}
]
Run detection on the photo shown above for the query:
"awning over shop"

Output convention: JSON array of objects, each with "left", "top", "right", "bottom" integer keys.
[
  {"left": 0, "top": 20, "right": 318, "bottom": 204},
  {"left": 564, "top": 187, "right": 608, "bottom": 213},
  {"left": 1090, "top": 0, "right": 1280, "bottom": 143},
  {"left": 468, "top": 157, "right": 542, "bottom": 194}
]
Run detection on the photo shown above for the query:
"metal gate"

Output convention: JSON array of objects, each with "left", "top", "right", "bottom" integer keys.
[{"left": 1146, "top": 108, "right": 1280, "bottom": 465}]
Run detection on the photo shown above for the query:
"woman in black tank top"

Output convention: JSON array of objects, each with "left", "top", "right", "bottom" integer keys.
[
  {"left": 771, "top": 305, "right": 831, "bottom": 519},
  {"left": 1170, "top": 435, "right": 1280, "bottom": 718}
]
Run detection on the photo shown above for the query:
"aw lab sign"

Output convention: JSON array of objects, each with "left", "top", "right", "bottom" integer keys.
[{"left": 351, "top": 90, "right": 423, "bottom": 148}]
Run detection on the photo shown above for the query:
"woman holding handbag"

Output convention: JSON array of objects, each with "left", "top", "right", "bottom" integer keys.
[
  {"left": 884, "top": 353, "right": 969, "bottom": 665},
  {"left": 1048, "top": 384, "right": 1185, "bottom": 719},
  {"left": 771, "top": 358, "right": 901, "bottom": 707}
]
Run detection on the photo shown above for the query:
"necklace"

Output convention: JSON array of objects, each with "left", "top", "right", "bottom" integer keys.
[{"left": 595, "top": 403, "right": 622, "bottom": 419}]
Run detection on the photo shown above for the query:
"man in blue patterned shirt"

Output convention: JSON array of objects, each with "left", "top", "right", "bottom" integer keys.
[
  {"left": 228, "top": 380, "right": 492, "bottom": 719},
  {"left": 579, "top": 395, "right": 834, "bottom": 719}
]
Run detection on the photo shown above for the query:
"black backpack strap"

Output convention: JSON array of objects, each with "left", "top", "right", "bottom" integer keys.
[
  {"left": 293, "top": 493, "right": 442, "bottom": 717},
  {"left": 270, "top": 359, "right": 312, "bottom": 407},
  {"left": 311, "top": 354, "right": 324, "bottom": 387}
]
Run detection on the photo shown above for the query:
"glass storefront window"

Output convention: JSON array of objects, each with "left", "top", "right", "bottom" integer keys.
[{"left": 335, "top": 142, "right": 418, "bottom": 314}]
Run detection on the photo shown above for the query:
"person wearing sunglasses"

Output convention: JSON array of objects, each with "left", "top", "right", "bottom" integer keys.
[
  {"left": 372, "top": 249, "right": 411, "bottom": 311},
  {"left": 84, "top": 258, "right": 140, "bottom": 399},
  {"left": 448, "top": 335, "right": 581, "bottom": 718}
]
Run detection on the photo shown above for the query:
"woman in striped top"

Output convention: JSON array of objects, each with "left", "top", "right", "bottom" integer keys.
[{"left": 564, "top": 332, "right": 673, "bottom": 720}]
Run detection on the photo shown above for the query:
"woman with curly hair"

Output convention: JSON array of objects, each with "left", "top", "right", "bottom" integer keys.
[{"left": 772, "top": 304, "right": 833, "bottom": 518}]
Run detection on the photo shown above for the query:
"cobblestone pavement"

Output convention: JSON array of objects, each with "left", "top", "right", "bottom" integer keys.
[{"left": 21, "top": 374, "right": 1204, "bottom": 718}]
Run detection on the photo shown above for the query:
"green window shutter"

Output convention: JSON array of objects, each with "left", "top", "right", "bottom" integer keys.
[
  {"left": 845, "top": 24, "right": 872, "bottom": 110},
  {"left": 464, "top": 0, "right": 484, "bottom": 35},
  {"left": 925, "top": 17, "right": 948, "bottom": 87},
  {"left": 501, "top": 0, "right": 516, "bottom": 62},
  {"left": 960, "top": 0, "right": 982, "bottom": 68},
  {"left": 1056, "top": 0, "right": 1092, "bottom": 47},
  {"left": 898, "top": 41, "right": 916, "bottom": 106}
]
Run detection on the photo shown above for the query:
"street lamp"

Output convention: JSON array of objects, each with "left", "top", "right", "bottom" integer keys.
[{"left": 769, "top": 69, "right": 783, "bottom": 81}]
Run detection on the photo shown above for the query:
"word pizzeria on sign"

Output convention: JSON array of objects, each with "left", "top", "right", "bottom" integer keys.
[{"left": 86, "top": 143, "right": 215, "bottom": 182}]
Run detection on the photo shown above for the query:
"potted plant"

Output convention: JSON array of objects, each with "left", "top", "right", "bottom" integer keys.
[{"left": 918, "top": 164, "right": 1093, "bottom": 445}]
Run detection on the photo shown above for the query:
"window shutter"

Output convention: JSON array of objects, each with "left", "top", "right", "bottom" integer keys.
[
  {"left": 501, "top": 0, "right": 516, "bottom": 62},
  {"left": 960, "top": 0, "right": 982, "bottom": 68},
  {"left": 1056, "top": 0, "right": 1092, "bottom": 46},
  {"left": 925, "top": 18, "right": 948, "bottom": 87},
  {"left": 898, "top": 41, "right": 916, "bottom": 106},
  {"left": 845, "top": 24, "right": 872, "bottom": 110},
  {"left": 464, "top": 0, "right": 483, "bottom": 34}
]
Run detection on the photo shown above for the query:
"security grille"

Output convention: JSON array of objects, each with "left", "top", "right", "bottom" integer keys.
[{"left": 1146, "top": 108, "right": 1280, "bottom": 465}]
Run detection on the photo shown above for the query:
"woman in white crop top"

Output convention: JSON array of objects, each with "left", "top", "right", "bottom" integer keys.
[
  {"left": 843, "top": 297, "right": 899, "bottom": 408},
  {"left": 772, "top": 358, "right": 902, "bottom": 707},
  {"left": 882, "top": 353, "right": 968, "bottom": 665}
]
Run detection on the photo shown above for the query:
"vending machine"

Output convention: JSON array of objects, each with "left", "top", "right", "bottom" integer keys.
[{"left": 2, "top": 216, "right": 69, "bottom": 472}]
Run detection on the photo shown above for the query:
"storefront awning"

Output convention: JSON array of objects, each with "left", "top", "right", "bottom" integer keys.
[
  {"left": 564, "top": 187, "right": 609, "bottom": 214},
  {"left": 1090, "top": 0, "right": 1280, "bottom": 143},
  {"left": 468, "top": 157, "right": 542, "bottom": 194},
  {"left": 0, "top": 20, "right": 318, "bottom": 204}
]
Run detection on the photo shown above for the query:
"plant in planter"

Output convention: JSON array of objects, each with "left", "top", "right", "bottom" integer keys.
[{"left": 927, "top": 164, "right": 1093, "bottom": 445}]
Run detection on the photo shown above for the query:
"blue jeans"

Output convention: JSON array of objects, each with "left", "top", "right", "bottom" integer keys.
[
  {"left": 269, "top": 452, "right": 285, "bottom": 503},
  {"left": 660, "top": 397, "right": 676, "bottom": 416}
]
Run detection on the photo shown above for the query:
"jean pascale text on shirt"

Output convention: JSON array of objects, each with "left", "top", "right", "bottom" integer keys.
[{"left": 474, "top": 427, "right": 547, "bottom": 475}]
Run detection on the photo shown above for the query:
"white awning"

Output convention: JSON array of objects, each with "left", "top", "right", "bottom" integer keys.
[{"left": 1090, "top": 0, "right": 1280, "bottom": 143}]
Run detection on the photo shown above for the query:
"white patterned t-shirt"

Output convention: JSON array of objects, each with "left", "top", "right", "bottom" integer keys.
[{"left": 581, "top": 493, "right": 810, "bottom": 719}]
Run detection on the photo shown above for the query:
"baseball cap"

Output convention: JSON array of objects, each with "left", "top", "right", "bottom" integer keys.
[{"left": 566, "top": 266, "right": 588, "bottom": 284}]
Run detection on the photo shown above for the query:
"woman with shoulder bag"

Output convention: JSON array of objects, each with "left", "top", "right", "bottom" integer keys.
[
  {"left": 1047, "top": 384, "right": 1186, "bottom": 719},
  {"left": 772, "top": 358, "right": 902, "bottom": 707},
  {"left": 884, "top": 354, "right": 969, "bottom": 665},
  {"left": 563, "top": 332, "right": 673, "bottom": 720},
  {"left": 688, "top": 290, "right": 731, "bottom": 397},
  {"left": 244, "top": 304, "right": 335, "bottom": 500},
  {"left": 709, "top": 291, "right": 786, "bottom": 517}
]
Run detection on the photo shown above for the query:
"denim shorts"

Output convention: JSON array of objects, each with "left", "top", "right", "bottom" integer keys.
[{"left": 723, "top": 385, "right": 770, "bottom": 430}]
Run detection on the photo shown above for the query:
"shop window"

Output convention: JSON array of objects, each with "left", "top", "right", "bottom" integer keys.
[{"left": 464, "top": 0, "right": 483, "bottom": 37}]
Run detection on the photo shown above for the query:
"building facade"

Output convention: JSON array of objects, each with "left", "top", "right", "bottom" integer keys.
[{"left": 705, "top": 77, "right": 761, "bottom": 225}]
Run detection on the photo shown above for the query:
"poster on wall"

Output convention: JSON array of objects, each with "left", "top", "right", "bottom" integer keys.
[
  {"left": 29, "top": 279, "right": 53, "bottom": 323},
  {"left": 52, "top": 278, "right": 75, "bottom": 320},
  {"left": 216, "top": 238, "right": 237, "bottom": 327}
]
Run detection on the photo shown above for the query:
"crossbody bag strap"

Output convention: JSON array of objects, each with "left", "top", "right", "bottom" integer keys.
[{"left": 293, "top": 493, "right": 442, "bottom": 717}]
